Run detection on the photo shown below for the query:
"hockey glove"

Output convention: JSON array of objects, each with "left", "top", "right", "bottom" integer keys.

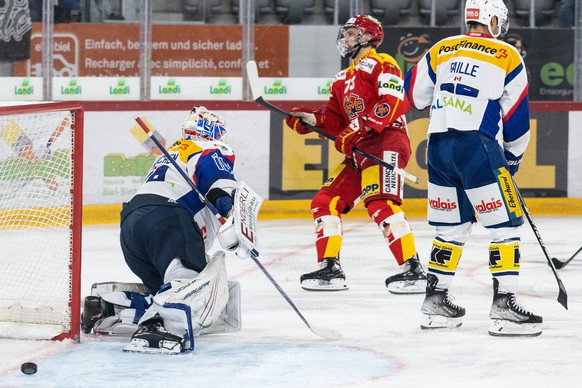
[
  {"left": 334, "top": 117, "right": 369, "bottom": 156},
  {"left": 217, "top": 217, "right": 254, "bottom": 259},
  {"left": 285, "top": 108, "right": 324, "bottom": 135},
  {"left": 504, "top": 149, "right": 522, "bottom": 176},
  {"left": 217, "top": 217, "right": 239, "bottom": 251}
]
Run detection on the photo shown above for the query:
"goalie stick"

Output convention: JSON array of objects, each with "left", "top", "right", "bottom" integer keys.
[
  {"left": 551, "top": 246, "right": 582, "bottom": 270},
  {"left": 134, "top": 117, "right": 343, "bottom": 340},
  {"left": 245, "top": 60, "right": 420, "bottom": 184},
  {"left": 513, "top": 178, "right": 568, "bottom": 309}
]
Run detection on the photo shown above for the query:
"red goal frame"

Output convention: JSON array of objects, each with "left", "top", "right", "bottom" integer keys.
[{"left": 0, "top": 101, "right": 84, "bottom": 341}]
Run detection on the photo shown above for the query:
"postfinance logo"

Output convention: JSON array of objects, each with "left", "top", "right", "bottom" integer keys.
[
  {"left": 14, "top": 78, "right": 34, "bottom": 96},
  {"left": 210, "top": 79, "right": 232, "bottom": 95},
  {"left": 109, "top": 79, "right": 130, "bottom": 95},
  {"left": 159, "top": 78, "right": 181, "bottom": 95},
  {"left": 264, "top": 79, "right": 287, "bottom": 95},
  {"left": 61, "top": 78, "right": 82, "bottom": 95}
]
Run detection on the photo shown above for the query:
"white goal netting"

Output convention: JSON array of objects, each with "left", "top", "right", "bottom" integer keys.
[{"left": 0, "top": 103, "right": 82, "bottom": 340}]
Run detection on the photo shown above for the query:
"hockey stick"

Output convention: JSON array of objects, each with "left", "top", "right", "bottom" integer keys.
[
  {"left": 551, "top": 246, "right": 582, "bottom": 270},
  {"left": 513, "top": 178, "right": 568, "bottom": 309},
  {"left": 245, "top": 61, "right": 420, "bottom": 184},
  {"left": 134, "top": 117, "right": 343, "bottom": 340}
]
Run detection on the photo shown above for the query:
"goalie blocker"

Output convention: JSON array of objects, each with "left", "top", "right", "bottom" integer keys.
[{"left": 218, "top": 181, "right": 264, "bottom": 260}]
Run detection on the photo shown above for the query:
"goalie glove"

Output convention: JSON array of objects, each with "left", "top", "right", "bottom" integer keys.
[
  {"left": 217, "top": 217, "right": 239, "bottom": 252},
  {"left": 334, "top": 117, "right": 370, "bottom": 156},
  {"left": 285, "top": 108, "right": 324, "bottom": 135},
  {"left": 217, "top": 218, "right": 255, "bottom": 259}
]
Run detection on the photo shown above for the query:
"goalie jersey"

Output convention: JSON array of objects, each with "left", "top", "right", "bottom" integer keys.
[
  {"left": 404, "top": 32, "right": 530, "bottom": 162},
  {"left": 136, "top": 138, "right": 237, "bottom": 250}
]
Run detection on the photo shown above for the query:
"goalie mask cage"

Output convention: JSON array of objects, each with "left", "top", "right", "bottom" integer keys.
[{"left": 0, "top": 102, "right": 83, "bottom": 341}]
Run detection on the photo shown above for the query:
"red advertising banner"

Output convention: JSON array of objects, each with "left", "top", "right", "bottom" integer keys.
[{"left": 13, "top": 23, "right": 288, "bottom": 77}]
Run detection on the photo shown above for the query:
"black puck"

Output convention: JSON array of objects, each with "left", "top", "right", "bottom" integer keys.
[{"left": 21, "top": 362, "right": 37, "bottom": 375}]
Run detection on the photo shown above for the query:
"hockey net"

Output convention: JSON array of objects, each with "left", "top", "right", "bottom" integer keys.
[{"left": 0, "top": 102, "right": 83, "bottom": 341}]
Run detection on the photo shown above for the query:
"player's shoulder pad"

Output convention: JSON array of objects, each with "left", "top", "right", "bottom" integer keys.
[
  {"left": 332, "top": 69, "right": 347, "bottom": 84},
  {"left": 364, "top": 52, "right": 402, "bottom": 75},
  {"left": 195, "top": 138, "right": 235, "bottom": 156}
]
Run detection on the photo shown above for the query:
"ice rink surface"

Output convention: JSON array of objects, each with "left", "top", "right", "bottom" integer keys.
[{"left": 1, "top": 216, "right": 581, "bottom": 387}]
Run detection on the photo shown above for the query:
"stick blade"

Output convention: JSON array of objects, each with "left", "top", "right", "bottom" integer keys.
[
  {"left": 557, "top": 281, "right": 568, "bottom": 310},
  {"left": 551, "top": 257, "right": 565, "bottom": 270},
  {"left": 245, "top": 60, "right": 261, "bottom": 100},
  {"left": 308, "top": 324, "right": 344, "bottom": 340}
]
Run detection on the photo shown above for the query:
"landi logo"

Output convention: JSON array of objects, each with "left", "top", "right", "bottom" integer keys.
[
  {"left": 14, "top": 78, "right": 33, "bottom": 95},
  {"left": 61, "top": 78, "right": 82, "bottom": 95},
  {"left": 264, "top": 79, "right": 287, "bottom": 95},
  {"left": 110, "top": 79, "right": 130, "bottom": 95},
  {"left": 159, "top": 78, "right": 181, "bottom": 94},
  {"left": 210, "top": 79, "right": 232, "bottom": 95},
  {"left": 318, "top": 80, "right": 331, "bottom": 95}
]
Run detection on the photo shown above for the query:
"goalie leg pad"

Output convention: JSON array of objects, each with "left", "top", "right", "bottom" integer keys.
[{"left": 137, "top": 251, "right": 230, "bottom": 351}]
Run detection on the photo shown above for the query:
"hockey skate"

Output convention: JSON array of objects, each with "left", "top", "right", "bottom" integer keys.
[
  {"left": 123, "top": 318, "right": 184, "bottom": 355},
  {"left": 300, "top": 258, "right": 348, "bottom": 291},
  {"left": 385, "top": 256, "right": 427, "bottom": 294},
  {"left": 488, "top": 279, "right": 542, "bottom": 337},
  {"left": 420, "top": 273, "right": 465, "bottom": 329}
]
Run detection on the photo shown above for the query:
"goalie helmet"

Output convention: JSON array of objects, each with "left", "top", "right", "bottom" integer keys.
[
  {"left": 465, "top": 0, "right": 509, "bottom": 38},
  {"left": 336, "top": 15, "right": 384, "bottom": 58},
  {"left": 182, "top": 106, "right": 227, "bottom": 142}
]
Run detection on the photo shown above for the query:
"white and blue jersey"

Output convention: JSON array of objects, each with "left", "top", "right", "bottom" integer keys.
[
  {"left": 405, "top": 32, "right": 530, "bottom": 161},
  {"left": 405, "top": 32, "right": 529, "bottom": 228},
  {"left": 136, "top": 138, "right": 237, "bottom": 249}
]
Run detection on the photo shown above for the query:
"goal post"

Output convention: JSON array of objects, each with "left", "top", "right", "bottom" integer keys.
[{"left": 0, "top": 101, "right": 84, "bottom": 341}]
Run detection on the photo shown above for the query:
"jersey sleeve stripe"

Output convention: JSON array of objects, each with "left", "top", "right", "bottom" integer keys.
[{"left": 504, "top": 62, "right": 525, "bottom": 87}]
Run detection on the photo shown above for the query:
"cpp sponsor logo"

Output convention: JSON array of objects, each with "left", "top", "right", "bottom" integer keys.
[
  {"left": 362, "top": 183, "right": 380, "bottom": 198},
  {"left": 474, "top": 197, "right": 503, "bottom": 213},
  {"left": 429, "top": 197, "right": 457, "bottom": 211}
]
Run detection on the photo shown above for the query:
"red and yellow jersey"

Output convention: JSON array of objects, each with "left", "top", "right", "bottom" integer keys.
[{"left": 324, "top": 48, "right": 410, "bottom": 136}]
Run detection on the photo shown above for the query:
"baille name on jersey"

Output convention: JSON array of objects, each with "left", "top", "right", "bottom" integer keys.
[{"left": 450, "top": 61, "right": 479, "bottom": 77}]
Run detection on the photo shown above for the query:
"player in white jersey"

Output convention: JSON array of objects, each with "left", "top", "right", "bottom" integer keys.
[
  {"left": 83, "top": 107, "right": 246, "bottom": 353},
  {"left": 405, "top": 0, "right": 542, "bottom": 336}
]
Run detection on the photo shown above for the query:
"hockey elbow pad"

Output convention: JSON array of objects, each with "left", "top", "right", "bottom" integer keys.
[{"left": 504, "top": 150, "right": 522, "bottom": 176}]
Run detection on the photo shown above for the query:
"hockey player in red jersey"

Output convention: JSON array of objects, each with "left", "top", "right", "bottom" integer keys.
[{"left": 285, "top": 15, "right": 426, "bottom": 293}]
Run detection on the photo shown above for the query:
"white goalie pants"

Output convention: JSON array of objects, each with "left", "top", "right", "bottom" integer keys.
[{"left": 138, "top": 251, "right": 230, "bottom": 351}]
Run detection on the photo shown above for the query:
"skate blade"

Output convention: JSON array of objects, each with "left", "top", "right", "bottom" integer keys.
[
  {"left": 420, "top": 314, "right": 463, "bottom": 330},
  {"left": 488, "top": 319, "right": 542, "bottom": 337},
  {"left": 386, "top": 279, "right": 427, "bottom": 294},
  {"left": 301, "top": 278, "right": 348, "bottom": 291},
  {"left": 123, "top": 339, "right": 182, "bottom": 355}
]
